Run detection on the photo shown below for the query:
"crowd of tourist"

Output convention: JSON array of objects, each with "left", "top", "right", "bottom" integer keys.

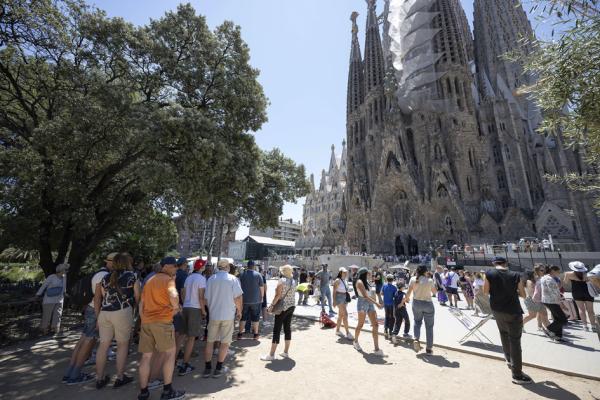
[{"left": 33, "top": 250, "right": 600, "bottom": 397}]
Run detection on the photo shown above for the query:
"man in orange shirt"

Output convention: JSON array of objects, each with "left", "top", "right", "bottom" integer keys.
[{"left": 137, "top": 257, "right": 185, "bottom": 400}]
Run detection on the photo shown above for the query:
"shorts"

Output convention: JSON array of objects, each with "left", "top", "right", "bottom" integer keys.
[
  {"left": 524, "top": 297, "right": 544, "bottom": 313},
  {"left": 335, "top": 293, "right": 347, "bottom": 305},
  {"left": 357, "top": 297, "right": 375, "bottom": 313},
  {"left": 242, "top": 303, "right": 261, "bottom": 322},
  {"left": 98, "top": 307, "right": 133, "bottom": 343},
  {"left": 207, "top": 320, "right": 235, "bottom": 344},
  {"left": 182, "top": 307, "right": 202, "bottom": 337},
  {"left": 139, "top": 322, "right": 175, "bottom": 353},
  {"left": 173, "top": 312, "right": 184, "bottom": 333},
  {"left": 82, "top": 305, "right": 98, "bottom": 338},
  {"left": 375, "top": 284, "right": 383, "bottom": 294},
  {"left": 446, "top": 287, "right": 458, "bottom": 295}
]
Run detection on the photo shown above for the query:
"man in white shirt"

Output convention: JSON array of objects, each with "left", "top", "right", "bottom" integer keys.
[
  {"left": 445, "top": 268, "right": 460, "bottom": 308},
  {"left": 62, "top": 253, "right": 114, "bottom": 385},
  {"left": 177, "top": 259, "right": 207, "bottom": 376}
]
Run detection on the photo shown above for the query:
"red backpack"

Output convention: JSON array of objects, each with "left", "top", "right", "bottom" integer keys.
[{"left": 319, "top": 310, "right": 337, "bottom": 328}]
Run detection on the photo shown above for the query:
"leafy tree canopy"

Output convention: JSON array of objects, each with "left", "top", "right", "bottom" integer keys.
[{"left": 0, "top": 0, "right": 309, "bottom": 279}]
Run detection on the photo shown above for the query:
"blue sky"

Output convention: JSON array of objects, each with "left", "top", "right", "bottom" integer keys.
[{"left": 95, "top": 0, "right": 552, "bottom": 239}]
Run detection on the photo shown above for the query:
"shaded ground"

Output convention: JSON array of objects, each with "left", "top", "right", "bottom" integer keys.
[{"left": 0, "top": 316, "right": 599, "bottom": 400}]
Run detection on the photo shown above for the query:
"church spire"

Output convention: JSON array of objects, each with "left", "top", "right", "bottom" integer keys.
[
  {"left": 347, "top": 12, "right": 365, "bottom": 115},
  {"left": 364, "top": 0, "right": 384, "bottom": 93}
]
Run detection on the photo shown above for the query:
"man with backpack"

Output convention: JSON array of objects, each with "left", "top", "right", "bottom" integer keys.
[
  {"left": 62, "top": 253, "right": 115, "bottom": 385},
  {"left": 444, "top": 267, "right": 460, "bottom": 308}
]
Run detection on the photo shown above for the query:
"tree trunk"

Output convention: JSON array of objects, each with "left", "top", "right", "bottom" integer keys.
[{"left": 38, "top": 219, "right": 56, "bottom": 277}]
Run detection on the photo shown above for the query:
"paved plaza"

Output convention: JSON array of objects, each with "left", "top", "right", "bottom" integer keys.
[
  {"left": 281, "top": 282, "right": 600, "bottom": 379},
  {"left": 0, "top": 280, "right": 598, "bottom": 400}
]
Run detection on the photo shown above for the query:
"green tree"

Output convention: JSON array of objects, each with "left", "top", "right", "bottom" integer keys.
[
  {"left": 0, "top": 1, "right": 309, "bottom": 280},
  {"left": 517, "top": 0, "right": 600, "bottom": 207}
]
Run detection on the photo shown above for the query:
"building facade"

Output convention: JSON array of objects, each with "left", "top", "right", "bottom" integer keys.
[
  {"left": 249, "top": 218, "right": 302, "bottom": 242},
  {"left": 174, "top": 215, "right": 237, "bottom": 257},
  {"left": 296, "top": 143, "right": 348, "bottom": 256},
  {"left": 311, "top": 0, "right": 600, "bottom": 255}
]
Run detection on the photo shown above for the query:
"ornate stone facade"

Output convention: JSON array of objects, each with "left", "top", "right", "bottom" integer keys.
[
  {"left": 323, "top": 0, "right": 600, "bottom": 255},
  {"left": 296, "top": 143, "right": 348, "bottom": 256}
]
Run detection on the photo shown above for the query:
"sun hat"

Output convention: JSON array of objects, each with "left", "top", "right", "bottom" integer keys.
[{"left": 568, "top": 261, "right": 587, "bottom": 273}]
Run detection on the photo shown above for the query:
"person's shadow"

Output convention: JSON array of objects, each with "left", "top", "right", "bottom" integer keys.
[
  {"left": 416, "top": 353, "right": 460, "bottom": 368},
  {"left": 522, "top": 381, "right": 583, "bottom": 400},
  {"left": 264, "top": 358, "right": 296, "bottom": 372}
]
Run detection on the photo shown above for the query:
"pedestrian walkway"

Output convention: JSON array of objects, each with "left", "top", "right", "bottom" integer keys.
[
  {"left": 0, "top": 317, "right": 598, "bottom": 400},
  {"left": 275, "top": 281, "right": 600, "bottom": 379}
]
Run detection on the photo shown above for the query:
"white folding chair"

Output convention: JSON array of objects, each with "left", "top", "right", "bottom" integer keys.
[{"left": 448, "top": 307, "right": 494, "bottom": 346}]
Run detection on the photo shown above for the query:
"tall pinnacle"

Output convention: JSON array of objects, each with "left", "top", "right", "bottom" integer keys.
[
  {"left": 347, "top": 11, "right": 365, "bottom": 115},
  {"left": 364, "top": 0, "right": 384, "bottom": 93}
]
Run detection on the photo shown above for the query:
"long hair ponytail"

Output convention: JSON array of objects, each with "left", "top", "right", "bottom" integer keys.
[{"left": 110, "top": 253, "right": 129, "bottom": 289}]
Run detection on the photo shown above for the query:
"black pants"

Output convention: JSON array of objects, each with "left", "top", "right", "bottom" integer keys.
[
  {"left": 203, "top": 306, "right": 210, "bottom": 338},
  {"left": 492, "top": 311, "right": 523, "bottom": 377},
  {"left": 272, "top": 306, "right": 295, "bottom": 344},
  {"left": 544, "top": 303, "right": 568, "bottom": 338},
  {"left": 384, "top": 305, "right": 395, "bottom": 333},
  {"left": 393, "top": 306, "right": 410, "bottom": 335}
]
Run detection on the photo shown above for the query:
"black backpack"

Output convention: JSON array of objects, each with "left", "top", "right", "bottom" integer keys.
[{"left": 69, "top": 273, "right": 95, "bottom": 308}]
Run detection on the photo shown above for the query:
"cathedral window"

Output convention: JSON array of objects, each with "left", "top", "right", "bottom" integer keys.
[
  {"left": 468, "top": 148, "right": 475, "bottom": 168},
  {"left": 493, "top": 145, "right": 502, "bottom": 164},
  {"left": 406, "top": 129, "right": 417, "bottom": 164},
  {"left": 437, "top": 184, "right": 449, "bottom": 198},
  {"left": 445, "top": 216, "right": 454, "bottom": 234},
  {"left": 434, "top": 144, "right": 442, "bottom": 160},
  {"left": 447, "top": 78, "right": 453, "bottom": 94},
  {"left": 509, "top": 167, "right": 517, "bottom": 185},
  {"left": 504, "top": 144, "right": 511, "bottom": 160},
  {"left": 467, "top": 176, "right": 472, "bottom": 193},
  {"left": 398, "top": 190, "right": 407, "bottom": 200},
  {"left": 497, "top": 171, "right": 507, "bottom": 189}
]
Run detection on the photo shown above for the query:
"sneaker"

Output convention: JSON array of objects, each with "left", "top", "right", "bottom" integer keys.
[
  {"left": 413, "top": 340, "right": 421, "bottom": 353},
  {"left": 148, "top": 379, "right": 164, "bottom": 390},
  {"left": 346, "top": 332, "right": 354, "bottom": 340},
  {"left": 237, "top": 333, "right": 243, "bottom": 340},
  {"left": 96, "top": 375, "right": 110, "bottom": 389},
  {"left": 178, "top": 364, "right": 195, "bottom": 376},
  {"left": 373, "top": 349, "right": 387, "bottom": 357},
  {"left": 553, "top": 336, "right": 569, "bottom": 343},
  {"left": 202, "top": 368, "right": 212, "bottom": 378},
  {"left": 113, "top": 374, "right": 134, "bottom": 388},
  {"left": 66, "top": 372, "right": 95, "bottom": 385},
  {"left": 512, "top": 373, "right": 533, "bottom": 385},
  {"left": 353, "top": 341, "right": 362, "bottom": 352},
  {"left": 391, "top": 335, "right": 398, "bottom": 344},
  {"left": 253, "top": 333, "right": 260, "bottom": 340},
  {"left": 260, "top": 354, "right": 275, "bottom": 361},
  {"left": 384, "top": 332, "right": 389, "bottom": 340},
  {"left": 403, "top": 333, "right": 412, "bottom": 339},
  {"left": 279, "top": 352, "right": 289, "bottom": 358},
  {"left": 84, "top": 355, "right": 96, "bottom": 366},
  {"left": 336, "top": 331, "right": 345, "bottom": 338},
  {"left": 160, "top": 388, "right": 186, "bottom": 400},
  {"left": 541, "top": 327, "right": 555, "bottom": 340},
  {"left": 212, "top": 366, "right": 229, "bottom": 378},
  {"left": 61, "top": 376, "right": 69, "bottom": 384},
  {"left": 425, "top": 348, "right": 433, "bottom": 354},
  {"left": 138, "top": 391, "right": 150, "bottom": 400}
]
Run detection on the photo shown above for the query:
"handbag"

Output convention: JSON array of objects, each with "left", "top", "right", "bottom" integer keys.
[
  {"left": 268, "top": 279, "right": 294, "bottom": 315},
  {"left": 342, "top": 280, "right": 351, "bottom": 303}
]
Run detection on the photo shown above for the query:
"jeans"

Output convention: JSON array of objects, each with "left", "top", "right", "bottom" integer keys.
[
  {"left": 412, "top": 300, "right": 435, "bottom": 350},
  {"left": 297, "top": 291, "right": 308, "bottom": 305},
  {"left": 544, "top": 303, "right": 568, "bottom": 338},
  {"left": 384, "top": 305, "right": 395, "bottom": 334},
  {"left": 393, "top": 306, "right": 410, "bottom": 335},
  {"left": 320, "top": 286, "right": 333, "bottom": 312},
  {"left": 492, "top": 311, "right": 523, "bottom": 377},
  {"left": 272, "top": 306, "right": 295, "bottom": 344}
]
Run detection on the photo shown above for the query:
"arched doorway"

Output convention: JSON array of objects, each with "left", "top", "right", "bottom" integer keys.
[
  {"left": 395, "top": 235, "right": 405, "bottom": 256},
  {"left": 407, "top": 235, "right": 419, "bottom": 256}
]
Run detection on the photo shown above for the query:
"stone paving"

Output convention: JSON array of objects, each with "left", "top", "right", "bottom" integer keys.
[{"left": 273, "top": 280, "right": 600, "bottom": 379}]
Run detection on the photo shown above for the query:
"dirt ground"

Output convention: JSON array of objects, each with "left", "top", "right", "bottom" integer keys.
[{"left": 0, "top": 317, "right": 599, "bottom": 400}]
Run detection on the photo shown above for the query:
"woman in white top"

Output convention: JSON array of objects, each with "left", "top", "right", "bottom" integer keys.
[
  {"left": 405, "top": 265, "right": 437, "bottom": 354},
  {"left": 522, "top": 265, "right": 549, "bottom": 331},
  {"left": 36, "top": 263, "right": 69, "bottom": 335},
  {"left": 333, "top": 267, "right": 353, "bottom": 340},
  {"left": 540, "top": 265, "right": 568, "bottom": 341},
  {"left": 352, "top": 268, "right": 385, "bottom": 356}
]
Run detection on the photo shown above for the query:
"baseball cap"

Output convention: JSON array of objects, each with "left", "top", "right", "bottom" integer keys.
[
  {"left": 193, "top": 259, "right": 206, "bottom": 271},
  {"left": 492, "top": 256, "right": 507, "bottom": 264},
  {"left": 160, "top": 256, "right": 177, "bottom": 266},
  {"left": 247, "top": 260, "right": 255, "bottom": 267},
  {"left": 176, "top": 257, "right": 187, "bottom": 265}
]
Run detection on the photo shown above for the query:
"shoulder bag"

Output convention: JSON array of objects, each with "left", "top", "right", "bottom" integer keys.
[
  {"left": 342, "top": 279, "right": 351, "bottom": 303},
  {"left": 268, "top": 279, "right": 293, "bottom": 315}
]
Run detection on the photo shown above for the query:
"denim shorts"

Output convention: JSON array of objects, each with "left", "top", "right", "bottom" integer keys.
[
  {"left": 82, "top": 305, "right": 98, "bottom": 338},
  {"left": 335, "top": 292, "right": 347, "bottom": 305},
  {"left": 242, "top": 303, "right": 261, "bottom": 322},
  {"left": 357, "top": 297, "right": 375, "bottom": 313}
]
